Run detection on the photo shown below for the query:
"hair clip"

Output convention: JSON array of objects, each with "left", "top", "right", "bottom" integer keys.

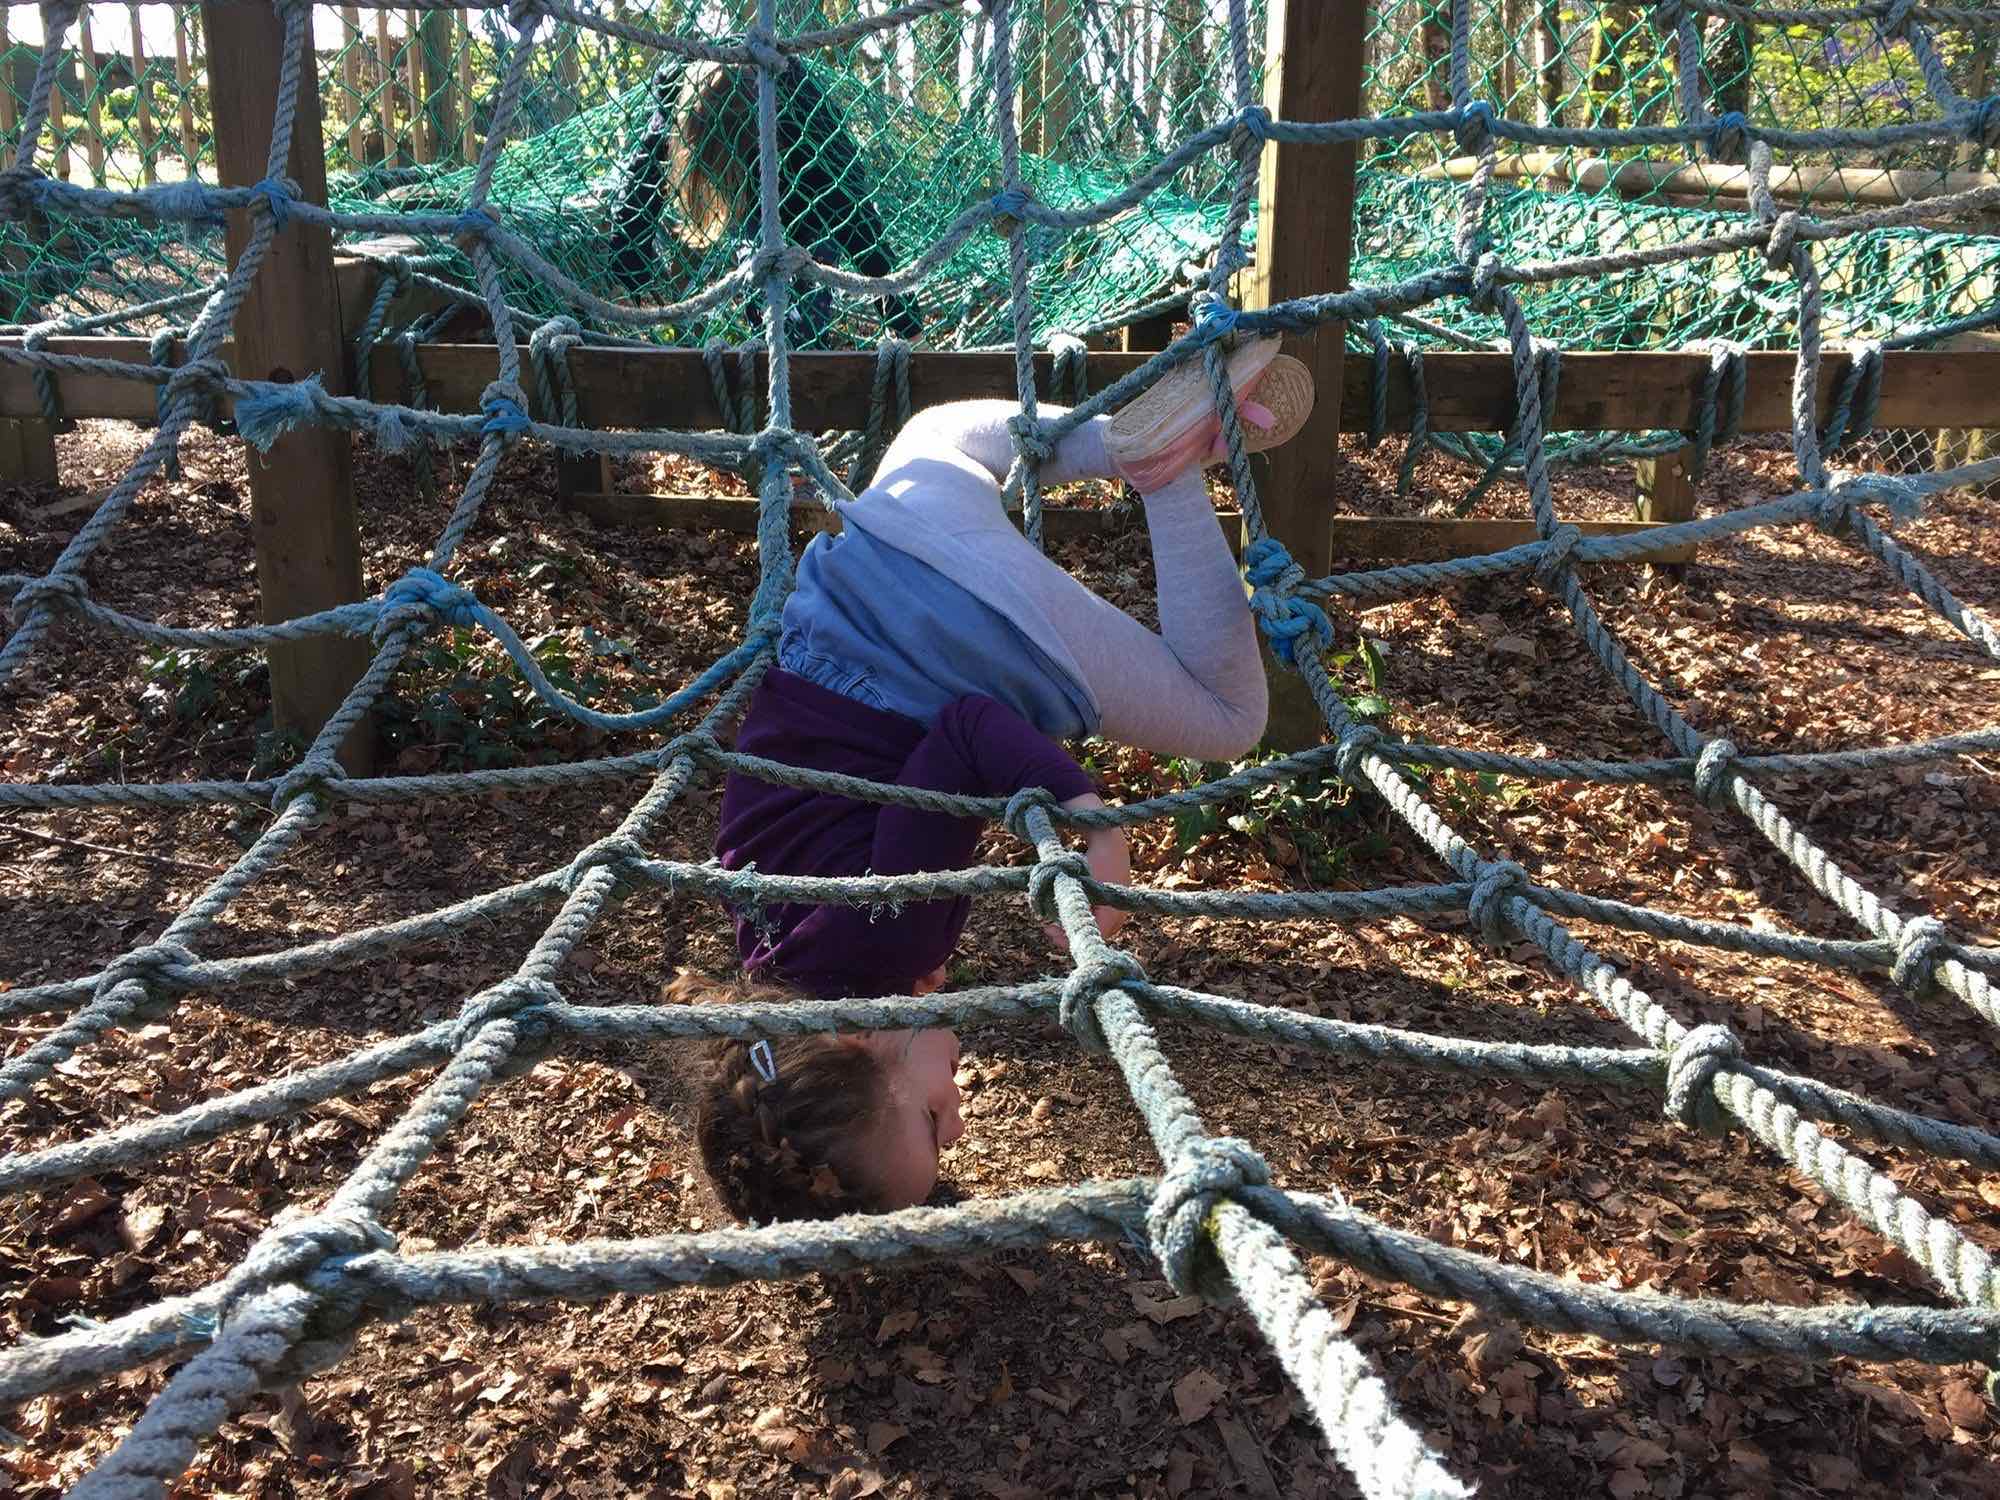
[{"left": 748, "top": 1039, "right": 778, "bottom": 1086}]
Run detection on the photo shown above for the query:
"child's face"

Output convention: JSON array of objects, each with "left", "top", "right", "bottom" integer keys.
[{"left": 857, "top": 1027, "right": 964, "bottom": 1209}]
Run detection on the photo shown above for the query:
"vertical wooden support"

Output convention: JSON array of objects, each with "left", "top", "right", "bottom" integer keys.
[
  {"left": 1037, "top": 0, "right": 1079, "bottom": 161},
  {"left": 0, "top": 417, "right": 61, "bottom": 485},
  {"left": 456, "top": 11, "right": 477, "bottom": 163},
  {"left": 77, "top": 8, "right": 103, "bottom": 186},
  {"left": 340, "top": 6, "right": 366, "bottom": 168},
  {"left": 1634, "top": 443, "right": 1697, "bottom": 578},
  {"left": 48, "top": 47, "right": 69, "bottom": 181},
  {"left": 0, "top": 12, "right": 14, "bottom": 142},
  {"left": 1244, "top": 0, "right": 1367, "bottom": 746},
  {"left": 404, "top": 11, "right": 428, "bottom": 163},
  {"left": 127, "top": 4, "right": 155, "bottom": 183},
  {"left": 1119, "top": 312, "right": 1175, "bottom": 353},
  {"left": 375, "top": 10, "right": 399, "bottom": 165},
  {"left": 553, "top": 24, "right": 580, "bottom": 124},
  {"left": 201, "top": 0, "right": 374, "bottom": 772},
  {"left": 173, "top": 9, "right": 197, "bottom": 172},
  {"left": 418, "top": 10, "right": 458, "bottom": 166}
]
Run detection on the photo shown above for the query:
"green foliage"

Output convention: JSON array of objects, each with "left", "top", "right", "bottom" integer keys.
[
  {"left": 1161, "top": 639, "right": 1397, "bottom": 883},
  {"left": 376, "top": 624, "right": 655, "bottom": 771}
]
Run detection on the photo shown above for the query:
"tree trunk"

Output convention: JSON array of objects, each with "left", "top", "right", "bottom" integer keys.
[
  {"left": 1960, "top": 27, "right": 1994, "bottom": 172},
  {"left": 918, "top": 6, "right": 962, "bottom": 121},
  {"left": 1421, "top": 1, "right": 1451, "bottom": 112},
  {"left": 1534, "top": 0, "right": 1563, "bottom": 125},
  {"left": 1588, "top": 4, "right": 1636, "bottom": 129}
]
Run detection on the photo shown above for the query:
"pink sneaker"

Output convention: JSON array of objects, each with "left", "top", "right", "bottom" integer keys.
[{"left": 1104, "top": 336, "right": 1316, "bottom": 492}]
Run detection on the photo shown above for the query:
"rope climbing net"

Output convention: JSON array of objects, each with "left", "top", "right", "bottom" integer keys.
[{"left": 3, "top": 1, "right": 2000, "bottom": 1496}]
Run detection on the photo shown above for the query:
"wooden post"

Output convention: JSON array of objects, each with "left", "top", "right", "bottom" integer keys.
[
  {"left": 375, "top": 10, "right": 399, "bottom": 165},
  {"left": 0, "top": 12, "right": 13, "bottom": 142},
  {"left": 1037, "top": 0, "right": 1080, "bottom": 161},
  {"left": 1634, "top": 443, "right": 1697, "bottom": 578},
  {"left": 173, "top": 9, "right": 197, "bottom": 173},
  {"left": 127, "top": 4, "right": 156, "bottom": 184},
  {"left": 201, "top": 0, "right": 374, "bottom": 772},
  {"left": 48, "top": 47, "right": 68, "bottom": 181},
  {"left": 340, "top": 6, "right": 366, "bottom": 168},
  {"left": 77, "top": 8, "right": 103, "bottom": 186},
  {"left": 456, "top": 11, "right": 476, "bottom": 162},
  {"left": 404, "top": 11, "right": 428, "bottom": 163},
  {"left": 417, "top": 9, "right": 457, "bottom": 167},
  {"left": 1245, "top": 0, "right": 1367, "bottom": 747}
]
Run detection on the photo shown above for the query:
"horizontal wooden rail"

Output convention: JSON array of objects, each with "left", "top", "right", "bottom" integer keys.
[
  {"left": 571, "top": 491, "right": 1696, "bottom": 564},
  {"left": 5, "top": 338, "right": 1998, "bottom": 436},
  {"left": 1423, "top": 149, "right": 2000, "bottom": 212}
]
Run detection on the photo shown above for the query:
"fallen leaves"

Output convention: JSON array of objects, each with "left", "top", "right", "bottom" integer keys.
[{"left": 1172, "top": 1367, "right": 1226, "bottom": 1425}]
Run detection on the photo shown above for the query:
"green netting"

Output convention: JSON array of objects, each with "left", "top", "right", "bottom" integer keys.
[{"left": 1, "top": 2, "right": 1995, "bottom": 366}]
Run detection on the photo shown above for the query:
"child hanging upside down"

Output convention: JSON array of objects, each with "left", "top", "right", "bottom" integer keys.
[{"left": 690, "top": 336, "right": 1313, "bottom": 1224}]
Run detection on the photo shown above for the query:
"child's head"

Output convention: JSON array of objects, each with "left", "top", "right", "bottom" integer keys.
[{"left": 675, "top": 972, "right": 965, "bottom": 1224}]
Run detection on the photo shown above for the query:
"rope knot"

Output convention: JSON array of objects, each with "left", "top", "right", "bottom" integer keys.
[
  {"left": 220, "top": 1208, "right": 397, "bottom": 1327},
  {"left": 1467, "top": 860, "right": 1528, "bottom": 946},
  {"left": 1650, "top": 0, "right": 1684, "bottom": 32},
  {"left": 528, "top": 315, "right": 583, "bottom": 358},
  {"left": 377, "top": 567, "right": 480, "bottom": 641},
  {"left": 1664, "top": 1023, "right": 1743, "bottom": 1136},
  {"left": 1148, "top": 1136, "right": 1272, "bottom": 1297},
  {"left": 1243, "top": 537, "right": 1333, "bottom": 666},
  {"left": 271, "top": 755, "right": 349, "bottom": 814},
  {"left": 561, "top": 832, "right": 648, "bottom": 894},
  {"left": 749, "top": 244, "right": 814, "bottom": 282},
  {"left": 235, "top": 372, "right": 331, "bottom": 452},
  {"left": 1005, "top": 411, "right": 1054, "bottom": 464},
  {"left": 1190, "top": 297, "right": 1241, "bottom": 345},
  {"left": 1534, "top": 522, "right": 1584, "bottom": 586},
  {"left": 988, "top": 186, "right": 1031, "bottom": 224},
  {"left": 505, "top": 0, "right": 543, "bottom": 34},
  {"left": 1027, "top": 849, "right": 1093, "bottom": 922},
  {"left": 1058, "top": 949, "right": 1146, "bottom": 1053},
  {"left": 1234, "top": 104, "right": 1273, "bottom": 142},
  {"left": 96, "top": 941, "right": 199, "bottom": 1018},
  {"left": 164, "top": 356, "right": 229, "bottom": 402},
  {"left": 661, "top": 729, "right": 724, "bottom": 768},
  {"left": 1454, "top": 99, "right": 1496, "bottom": 153},
  {"left": 1691, "top": 737, "right": 1740, "bottom": 809},
  {"left": 1334, "top": 723, "right": 1386, "bottom": 787},
  {"left": 1818, "top": 469, "right": 1923, "bottom": 532},
  {"left": 1707, "top": 109, "right": 1750, "bottom": 160},
  {"left": 7, "top": 569, "right": 87, "bottom": 623},
  {"left": 742, "top": 24, "right": 790, "bottom": 71},
  {"left": 450, "top": 976, "right": 563, "bottom": 1055},
  {"left": 1003, "top": 785, "right": 1061, "bottom": 841},
  {"left": 249, "top": 175, "right": 298, "bottom": 231},
  {"left": 1878, "top": 0, "right": 1918, "bottom": 36},
  {"left": 454, "top": 206, "right": 498, "bottom": 246},
  {"left": 1963, "top": 96, "right": 2000, "bottom": 148},
  {"left": 1891, "top": 916, "right": 1949, "bottom": 997},
  {"left": 1467, "top": 251, "right": 1504, "bottom": 311},
  {"left": 0, "top": 164, "right": 48, "bottom": 219},
  {"left": 480, "top": 380, "right": 532, "bottom": 442},
  {"left": 1763, "top": 210, "right": 1801, "bottom": 271}
]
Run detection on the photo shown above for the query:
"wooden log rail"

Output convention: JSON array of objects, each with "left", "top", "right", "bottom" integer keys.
[
  {"left": 4, "top": 338, "right": 1996, "bottom": 565},
  {"left": 6, "top": 341, "right": 1996, "bottom": 437}
]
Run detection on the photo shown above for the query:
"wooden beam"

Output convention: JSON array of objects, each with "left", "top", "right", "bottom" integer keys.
[
  {"left": 1247, "top": 0, "right": 1368, "bottom": 746},
  {"left": 340, "top": 6, "right": 367, "bottom": 169},
  {"left": 8, "top": 343, "right": 2000, "bottom": 438},
  {"left": 173, "top": 10, "right": 198, "bottom": 173},
  {"left": 1325, "top": 516, "right": 1693, "bottom": 563},
  {"left": 1422, "top": 149, "right": 2000, "bottom": 214},
  {"left": 128, "top": 4, "right": 156, "bottom": 186},
  {"left": 202, "top": 0, "right": 373, "bottom": 772},
  {"left": 564, "top": 492, "right": 1690, "bottom": 566},
  {"left": 77, "top": 9, "right": 104, "bottom": 187},
  {"left": 0, "top": 417, "right": 60, "bottom": 485},
  {"left": 455, "top": 10, "right": 477, "bottom": 163},
  {"left": 1634, "top": 442, "right": 1697, "bottom": 579}
]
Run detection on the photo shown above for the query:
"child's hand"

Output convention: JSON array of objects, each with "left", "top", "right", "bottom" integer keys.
[{"left": 1038, "top": 794, "right": 1130, "bottom": 952}]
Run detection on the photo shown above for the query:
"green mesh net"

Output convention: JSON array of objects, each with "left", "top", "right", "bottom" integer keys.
[{"left": 1, "top": 2, "right": 1994, "bottom": 369}]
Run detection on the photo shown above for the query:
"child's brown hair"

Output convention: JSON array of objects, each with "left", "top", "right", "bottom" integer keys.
[{"left": 674, "top": 970, "right": 890, "bottom": 1224}]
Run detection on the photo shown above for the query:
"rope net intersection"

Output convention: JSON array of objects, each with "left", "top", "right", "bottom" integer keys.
[{"left": 1, "top": 0, "right": 1999, "bottom": 1495}]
